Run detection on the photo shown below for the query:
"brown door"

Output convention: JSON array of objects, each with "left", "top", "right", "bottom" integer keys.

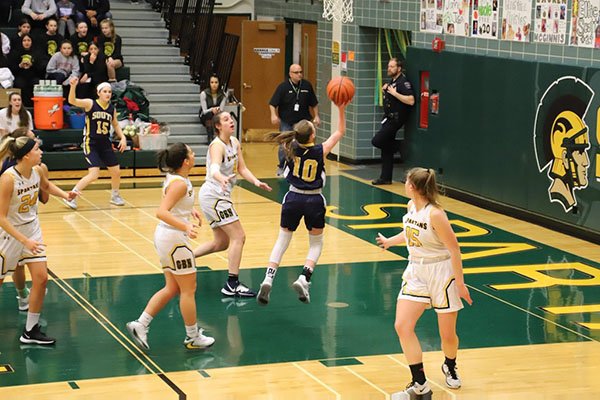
[
  {"left": 301, "top": 23, "right": 317, "bottom": 90},
  {"left": 241, "top": 21, "right": 286, "bottom": 130},
  {"left": 225, "top": 15, "right": 249, "bottom": 101}
]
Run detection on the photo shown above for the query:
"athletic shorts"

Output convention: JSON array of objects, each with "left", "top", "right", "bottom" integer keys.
[
  {"left": 280, "top": 191, "right": 326, "bottom": 231},
  {"left": 84, "top": 143, "right": 118, "bottom": 168},
  {"left": 397, "top": 258, "right": 464, "bottom": 313},
  {"left": 0, "top": 220, "right": 46, "bottom": 279},
  {"left": 154, "top": 224, "right": 196, "bottom": 275},
  {"left": 198, "top": 185, "right": 239, "bottom": 228}
]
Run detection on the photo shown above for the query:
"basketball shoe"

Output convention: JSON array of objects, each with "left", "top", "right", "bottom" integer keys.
[
  {"left": 221, "top": 280, "right": 256, "bottom": 297},
  {"left": 110, "top": 193, "right": 125, "bottom": 206},
  {"left": 257, "top": 279, "right": 272, "bottom": 305},
  {"left": 20, "top": 324, "right": 56, "bottom": 345},
  {"left": 442, "top": 362, "right": 462, "bottom": 388},
  {"left": 184, "top": 329, "right": 215, "bottom": 349},
  {"left": 292, "top": 275, "right": 311, "bottom": 303},
  {"left": 126, "top": 320, "right": 149, "bottom": 350},
  {"left": 391, "top": 381, "right": 432, "bottom": 400}
]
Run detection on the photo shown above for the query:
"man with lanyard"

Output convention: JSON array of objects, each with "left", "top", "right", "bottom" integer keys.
[
  {"left": 371, "top": 58, "right": 415, "bottom": 185},
  {"left": 269, "top": 64, "right": 320, "bottom": 175}
]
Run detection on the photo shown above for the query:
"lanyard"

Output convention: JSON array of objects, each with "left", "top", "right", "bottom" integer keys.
[{"left": 289, "top": 79, "right": 302, "bottom": 102}]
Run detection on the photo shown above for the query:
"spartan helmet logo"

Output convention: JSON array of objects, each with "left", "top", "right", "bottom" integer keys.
[{"left": 534, "top": 77, "right": 592, "bottom": 212}]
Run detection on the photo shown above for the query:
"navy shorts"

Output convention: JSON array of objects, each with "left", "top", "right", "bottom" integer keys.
[
  {"left": 84, "top": 143, "right": 118, "bottom": 168},
  {"left": 280, "top": 191, "right": 326, "bottom": 231}
]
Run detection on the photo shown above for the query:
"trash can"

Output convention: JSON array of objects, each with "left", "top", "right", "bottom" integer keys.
[{"left": 32, "top": 97, "right": 65, "bottom": 130}]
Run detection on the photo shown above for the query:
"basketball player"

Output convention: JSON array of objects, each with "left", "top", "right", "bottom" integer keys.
[
  {"left": 194, "top": 111, "right": 272, "bottom": 297},
  {"left": 63, "top": 78, "right": 127, "bottom": 209},
  {"left": 0, "top": 135, "right": 78, "bottom": 344},
  {"left": 127, "top": 142, "right": 214, "bottom": 350},
  {"left": 376, "top": 168, "right": 473, "bottom": 399},
  {"left": 257, "top": 102, "right": 347, "bottom": 305}
]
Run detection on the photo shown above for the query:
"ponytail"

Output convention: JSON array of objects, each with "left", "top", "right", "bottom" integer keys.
[
  {"left": 156, "top": 142, "right": 189, "bottom": 173},
  {"left": 406, "top": 167, "right": 441, "bottom": 206},
  {"left": 265, "top": 119, "right": 315, "bottom": 161},
  {"left": 0, "top": 136, "right": 31, "bottom": 163}
]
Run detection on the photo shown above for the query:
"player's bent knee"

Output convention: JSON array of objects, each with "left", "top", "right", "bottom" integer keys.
[{"left": 269, "top": 229, "right": 293, "bottom": 265}]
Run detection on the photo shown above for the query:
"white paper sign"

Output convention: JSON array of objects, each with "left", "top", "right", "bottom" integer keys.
[
  {"left": 443, "top": 0, "right": 471, "bottom": 36},
  {"left": 472, "top": 0, "right": 499, "bottom": 39},
  {"left": 420, "top": 0, "right": 444, "bottom": 33},
  {"left": 534, "top": 0, "right": 568, "bottom": 44},
  {"left": 501, "top": 0, "right": 532, "bottom": 41}
]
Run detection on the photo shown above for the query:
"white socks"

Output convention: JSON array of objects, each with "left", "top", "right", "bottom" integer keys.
[
  {"left": 185, "top": 324, "right": 198, "bottom": 338},
  {"left": 26, "top": 312, "right": 40, "bottom": 331},
  {"left": 138, "top": 311, "right": 153, "bottom": 327}
]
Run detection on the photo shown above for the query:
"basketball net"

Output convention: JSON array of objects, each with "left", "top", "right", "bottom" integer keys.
[{"left": 322, "top": 0, "right": 354, "bottom": 23}]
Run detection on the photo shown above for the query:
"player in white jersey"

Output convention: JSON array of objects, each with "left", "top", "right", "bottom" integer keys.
[
  {"left": 376, "top": 167, "right": 473, "bottom": 399},
  {"left": 195, "top": 111, "right": 272, "bottom": 297},
  {"left": 0, "top": 135, "right": 78, "bottom": 345},
  {"left": 126, "top": 142, "right": 214, "bottom": 350}
]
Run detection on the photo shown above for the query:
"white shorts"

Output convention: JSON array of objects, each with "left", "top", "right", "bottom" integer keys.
[
  {"left": 198, "top": 185, "right": 239, "bottom": 228},
  {"left": 0, "top": 220, "right": 46, "bottom": 279},
  {"left": 154, "top": 224, "right": 196, "bottom": 275},
  {"left": 397, "top": 258, "right": 464, "bottom": 313}
]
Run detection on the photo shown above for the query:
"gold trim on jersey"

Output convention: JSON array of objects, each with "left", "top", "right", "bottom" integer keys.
[
  {"left": 209, "top": 198, "right": 236, "bottom": 226},
  {"left": 18, "top": 254, "right": 47, "bottom": 263},
  {"left": 432, "top": 277, "right": 455, "bottom": 310},
  {"left": 166, "top": 244, "right": 194, "bottom": 271},
  {"left": 400, "top": 279, "right": 430, "bottom": 299},
  {"left": 96, "top": 99, "right": 110, "bottom": 111},
  {"left": 0, "top": 250, "right": 9, "bottom": 276}
]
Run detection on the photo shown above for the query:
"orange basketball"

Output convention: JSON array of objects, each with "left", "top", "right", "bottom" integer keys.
[{"left": 326, "top": 76, "right": 355, "bottom": 105}]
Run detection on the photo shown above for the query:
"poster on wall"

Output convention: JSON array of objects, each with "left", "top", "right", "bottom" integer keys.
[
  {"left": 501, "top": 0, "right": 531, "bottom": 41},
  {"left": 443, "top": 0, "right": 471, "bottom": 36},
  {"left": 472, "top": 0, "right": 499, "bottom": 39},
  {"left": 534, "top": 0, "right": 568, "bottom": 44},
  {"left": 570, "top": 0, "right": 600, "bottom": 47},
  {"left": 420, "top": 0, "right": 444, "bottom": 33}
]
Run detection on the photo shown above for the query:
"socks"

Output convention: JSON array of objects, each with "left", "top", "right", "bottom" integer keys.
[
  {"left": 185, "top": 324, "right": 198, "bottom": 338},
  {"left": 265, "top": 267, "right": 277, "bottom": 281},
  {"left": 138, "top": 311, "right": 153, "bottom": 327},
  {"left": 409, "top": 362, "right": 426, "bottom": 385},
  {"left": 228, "top": 273, "right": 239, "bottom": 284},
  {"left": 111, "top": 189, "right": 119, "bottom": 196},
  {"left": 445, "top": 356, "right": 456, "bottom": 370},
  {"left": 301, "top": 266, "right": 314, "bottom": 281},
  {"left": 17, "top": 286, "right": 29, "bottom": 298},
  {"left": 26, "top": 312, "right": 40, "bottom": 331}
]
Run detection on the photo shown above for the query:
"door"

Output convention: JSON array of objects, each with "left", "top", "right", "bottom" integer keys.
[
  {"left": 241, "top": 21, "right": 286, "bottom": 130},
  {"left": 225, "top": 15, "right": 250, "bottom": 102},
  {"left": 300, "top": 23, "right": 317, "bottom": 90}
]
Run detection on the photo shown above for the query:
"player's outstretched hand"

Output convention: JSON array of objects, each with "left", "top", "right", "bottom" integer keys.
[
  {"left": 256, "top": 180, "right": 272, "bottom": 192},
  {"left": 69, "top": 76, "right": 79, "bottom": 86},
  {"left": 66, "top": 190, "right": 80, "bottom": 201},
  {"left": 376, "top": 232, "right": 391, "bottom": 250},
  {"left": 221, "top": 173, "right": 237, "bottom": 192}
]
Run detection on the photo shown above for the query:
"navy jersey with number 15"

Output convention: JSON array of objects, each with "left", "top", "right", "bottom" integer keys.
[
  {"left": 284, "top": 142, "right": 325, "bottom": 190},
  {"left": 85, "top": 100, "right": 115, "bottom": 145}
]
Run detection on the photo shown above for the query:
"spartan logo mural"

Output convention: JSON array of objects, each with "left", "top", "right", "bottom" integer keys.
[{"left": 534, "top": 76, "right": 592, "bottom": 213}]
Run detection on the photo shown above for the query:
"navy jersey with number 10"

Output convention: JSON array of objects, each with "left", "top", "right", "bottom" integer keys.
[
  {"left": 85, "top": 100, "right": 115, "bottom": 145},
  {"left": 284, "top": 142, "right": 325, "bottom": 190}
]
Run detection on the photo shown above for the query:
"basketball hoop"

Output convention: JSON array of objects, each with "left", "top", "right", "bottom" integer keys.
[{"left": 322, "top": 0, "right": 354, "bottom": 23}]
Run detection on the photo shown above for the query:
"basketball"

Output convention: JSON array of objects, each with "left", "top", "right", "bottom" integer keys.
[{"left": 326, "top": 76, "right": 355, "bottom": 105}]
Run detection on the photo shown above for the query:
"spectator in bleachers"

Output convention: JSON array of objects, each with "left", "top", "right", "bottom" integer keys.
[
  {"left": 39, "top": 17, "right": 64, "bottom": 69},
  {"left": 21, "top": 0, "right": 58, "bottom": 31},
  {"left": 98, "top": 19, "right": 122, "bottom": 82},
  {"left": 74, "top": 0, "right": 111, "bottom": 31},
  {"left": 0, "top": 92, "right": 34, "bottom": 136},
  {"left": 79, "top": 41, "right": 107, "bottom": 98},
  {"left": 70, "top": 20, "right": 91, "bottom": 61},
  {"left": 9, "top": 34, "right": 43, "bottom": 107},
  {"left": 46, "top": 40, "right": 79, "bottom": 88},
  {"left": 1, "top": 30, "right": 10, "bottom": 56},
  {"left": 9, "top": 19, "right": 32, "bottom": 52},
  {"left": 56, "top": 0, "right": 76, "bottom": 38},
  {"left": 199, "top": 74, "right": 227, "bottom": 144}
]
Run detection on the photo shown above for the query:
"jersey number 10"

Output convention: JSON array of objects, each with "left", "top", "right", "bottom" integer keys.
[{"left": 292, "top": 157, "right": 318, "bottom": 182}]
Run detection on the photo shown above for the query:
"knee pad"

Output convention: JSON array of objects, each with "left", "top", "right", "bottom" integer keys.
[
  {"left": 269, "top": 229, "right": 293, "bottom": 265},
  {"left": 306, "top": 233, "right": 324, "bottom": 263}
]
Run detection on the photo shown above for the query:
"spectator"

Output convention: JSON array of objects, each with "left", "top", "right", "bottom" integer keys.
[
  {"left": 46, "top": 40, "right": 79, "bottom": 89},
  {"left": 39, "top": 17, "right": 64, "bottom": 69},
  {"left": 56, "top": 0, "right": 77, "bottom": 38},
  {"left": 70, "top": 21, "right": 92, "bottom": 61},
  {"left": 0, "top": 92, "right": 34, "bottom": 136},
  {"left": 1, "top": 29, "right": 10, "bottom": 56},
  {"left": 21, "top": 0, "right": 58, "bottom": 31},
  {"left": 75, "top": 0, "right": 111, "bottom": 31},
  {"left": 199, "top": 74, "right": 227, "bottom": 144},
  {"left": 9, "top": 34, "right": 44, "bottom": 107},
  {"left": 371, "top": 58, "right": 415, "bottom": 185},
  {"left": 9, "top": 19, "right": 32, "bottom": 52},
  {"left": 79, "top": 41, "right": 107, "bottom": 98},
  {"left": 269, "top": 64, "right": 320, "bottom": 175},
  {"left": 98, "top": 19, "right": 123, "bottom": 82}
]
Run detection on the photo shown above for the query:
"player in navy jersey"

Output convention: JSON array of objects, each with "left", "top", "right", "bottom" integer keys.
[
  {"left": 63, "top": 79, "right": 127, "bottom": 209},
  {"left": 257, "top": 102, "right": 347, "bottom": 305}
]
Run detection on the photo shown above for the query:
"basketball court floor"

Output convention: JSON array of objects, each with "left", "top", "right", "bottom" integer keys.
[{"left": 0, "top": 143, "right": 598, "bottom": 399}]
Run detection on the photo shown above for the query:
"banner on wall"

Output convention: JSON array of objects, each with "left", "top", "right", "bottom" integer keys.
[
  {"left": 534, "top": 0, "right": 568, "bottom": 44},
  {"left": 420, "top": 0, "right": 444, "bottom": 33},
  {"left": 472, "top": 0, "right": 499, "bottom": 39},
  {"left": 443, "top": 0, "right": 471, "bottom": 36},
  {"left": 570, "top": 0, "right": 600, "bottom": 47},
  {"left": 501, "top": 0, "right": 531, "bottom": 41}
]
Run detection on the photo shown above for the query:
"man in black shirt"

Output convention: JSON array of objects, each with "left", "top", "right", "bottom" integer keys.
[
  {"left": 269, "top": 64, "right": 320, "bottom": 174},
  {"left": 371, "top": 58, "right": 414, "bottom": 185}
]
